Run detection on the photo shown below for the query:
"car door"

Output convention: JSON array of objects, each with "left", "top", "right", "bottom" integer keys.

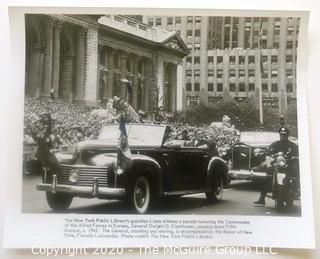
[
  {"left": 154, "top": 147, "right": 181, "bottom": 192},
  {"left": 174, "top": 147, "right": 208, "bottom": 191}
]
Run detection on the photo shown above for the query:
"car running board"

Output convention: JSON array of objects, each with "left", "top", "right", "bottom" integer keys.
[{"left": 164, "top": 189, "right": 211, "bottom": 196}]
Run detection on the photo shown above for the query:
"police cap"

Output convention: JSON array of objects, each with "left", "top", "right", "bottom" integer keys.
[{"left": 279, "top": 127, "right": 289, "bottom": 135}]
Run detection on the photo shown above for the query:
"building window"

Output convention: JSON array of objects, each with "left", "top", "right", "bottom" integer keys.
[
  {"left": 187, "top": 16, "right": 193, "bottom": 25},
  {"left": 208, "top": 70, "right": 214, "bottom": 77},
  {"left": 286, "top": 55, "right": 293, "bottom": 64},
  {"left": 286, "top": 69, "right": 293, "bottom": 78},
  {"left": 217, "top": 56, "right": 223, "bottom": 64},
  {"left": 273, "top": 42, "right": 279, "bottom": 48},
  {"left": 167, "top": 17, "right": 173, "bottom": 25},
  {"left": 194, "top": 83, "right": 200, "bottom": 91},
  {"left": 271, "top": 69, "right": 278, "bottom": 78},
  {"left": 194, "top": 56, "right": 200, "bottom": 65},
  {"left": 175, "top": 17, "right": 181, "bottom": 24},
  {"left": 217, "top": 83, "right": 223, "bottom": 92},
  {"left": 249, "top": 56, "right": 255, "bottom": 64},
  {"left": 186, "top": 57, "right": 192, "bottom": 66},
  {"left": 156, "top": 17, "right": 161, "bottom": 26},
  {"left": 194, "top": 43, "right": 201, "bottom": 51},
  {"left": 287, "top": 26, "right": 294, "bottom": 35},
  {"left": 148, "top": 18, "right": 154, "bottom": 26},
  {"left": 187, "top": 43, "right": 192, "bottom": 50},
  {"left": 262, "top": 83, "right": 268, "bottom": 92},
  {"left": 286, "top": 83, "right": 293, "bottom": 92},
  {"left": 239, "top": 56, "right": 245, "bottom": 65},
  {"left": 195, "top": 30, "right": 201, "bottom": 37},
  {"left": 271, "top": 55, "right": 278, "bottom": 64},
  {"left": 239, "top": 69, "right": 245, "bottom": 77},
  {"left": 217, "top": 69, "right": 223, "bottom": 78},
  {"left": 271, "top": 83, "right": 278, "bottom": 92},
  {"left": 194, "top": 70, "right": 200, "bottom": 77},
  {"left": 286, "top": 40, "right": 293, "bottom": 49},
  {"left": 186, "top": 83, "right": 192, "bottom": 91},
  {"left": 248, "top": 69, "right": 255, "bottom": 77},
  {"left": 208, "top": 83, "right": 214, "bottom": 91},
  {"left": 262, "top": 70, "right": 268, "bottom": 78},
  {"left": 229, "top": 69, "right": 236, "bottom": 77},
  {"left": 186, "top": 70, "right": 192, "bottom": 77},
  {"left": 239, "top": 83, "right": 245, "bottom": 92},
  {"left": 208, "top": 56, "right": 214, "bottom": 64},
  {"left": 195, "top": 16, "right": 201, "bottom": 25},
  {"left": 262, "top": 55, "right": 268, "bottom": 64},
  {"left": 249, "top": 83, "right": 255, "bottom": 92},
  {"left": 187, "top": 30, "right": 192, "bottom": 38},
  {"left": 229, "top": 83, "right": 236, "bottom": 92},
  {"left": 186, "top": 96, "right": 200, "bottom": 107},
  {"left": 229, "top": 56, "right": 235, "bottom": 65}
]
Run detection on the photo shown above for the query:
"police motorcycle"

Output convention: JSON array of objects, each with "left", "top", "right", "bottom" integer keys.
[{"left": 267, "top": 151, "right": 300, "bottom": 211}]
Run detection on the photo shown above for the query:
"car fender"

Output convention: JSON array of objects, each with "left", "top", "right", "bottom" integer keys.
[
  {"left": 124, "top": 154, "right": 163, "bottom": 197},
  {"left": 207, "top": 156, "right": 229, "bottom": 186}
]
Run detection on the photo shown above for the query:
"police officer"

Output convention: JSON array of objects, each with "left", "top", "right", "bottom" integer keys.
[{"left": 254, "top": 127, "right": 298, "bottom": 205}]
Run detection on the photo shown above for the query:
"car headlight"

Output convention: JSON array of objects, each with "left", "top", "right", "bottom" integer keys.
[{"left": 276, "top": 156, "right": 286, "bottom": 167}]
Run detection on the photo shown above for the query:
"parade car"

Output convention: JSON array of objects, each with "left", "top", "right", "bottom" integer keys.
[
  {"left": 36, "top": 123, "right": 229, "bottom": 214},
  {"left": 227, "top": 131, "right": 279, "bottom": 182}
]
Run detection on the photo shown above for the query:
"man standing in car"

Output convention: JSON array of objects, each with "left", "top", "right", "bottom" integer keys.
[{"left": 254, "top": 127, "right": 299, "bottom": 205}]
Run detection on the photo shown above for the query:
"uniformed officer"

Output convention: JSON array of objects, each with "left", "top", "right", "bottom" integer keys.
[{"left": 254, "top": 127, "right": 299, "bottom": 205}]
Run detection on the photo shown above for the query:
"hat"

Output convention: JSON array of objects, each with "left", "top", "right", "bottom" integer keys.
[{"left": 279, "top": 127, "right": 289, "bottom": 135}]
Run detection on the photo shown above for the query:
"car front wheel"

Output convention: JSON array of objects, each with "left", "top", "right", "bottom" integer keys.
[
  {"left": 206, "top": 174, "right": 224, "bottom": 202},
  {"left": 46, "top": 192, "right": 73, "bottom": 211},
  {"left": 131, "top": 176, "right": 151, "bottom": 214}
]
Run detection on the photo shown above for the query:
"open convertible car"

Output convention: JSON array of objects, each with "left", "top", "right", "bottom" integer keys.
[
  {"left": 36, "top": 123, "right": 229, "bottom": 214},
  {"left": 227, "top": 131, "right": 279, "bottom": 182}
]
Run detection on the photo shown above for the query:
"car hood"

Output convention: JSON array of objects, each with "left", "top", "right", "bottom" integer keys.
[{"left": 76, "top": 139, "right": 117, "bottom": 151}]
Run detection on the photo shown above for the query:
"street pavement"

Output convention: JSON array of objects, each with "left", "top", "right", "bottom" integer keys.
[{"left": 22, "top": 175, "right": 301, "bottom": 216}]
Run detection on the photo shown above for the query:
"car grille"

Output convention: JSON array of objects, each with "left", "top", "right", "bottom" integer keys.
[{"left": 58, "top": 165, "right": 114, "bottom": 187}]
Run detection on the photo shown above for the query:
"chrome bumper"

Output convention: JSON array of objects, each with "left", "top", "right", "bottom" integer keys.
[
  {"left": 229, "top": 170, "right": 267, "bottom": 180},
  {"left": 36, "top": 175, "right": 126, "bottom": 198}
]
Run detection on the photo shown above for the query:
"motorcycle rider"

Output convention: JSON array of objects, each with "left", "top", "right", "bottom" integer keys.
[{"left": 254, "top": 127, "right": 299, "bottom": 205}]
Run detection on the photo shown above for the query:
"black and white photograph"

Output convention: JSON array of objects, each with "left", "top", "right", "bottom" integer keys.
[{"left": 22, "top": 13, "right": 302, "bottom": 217}]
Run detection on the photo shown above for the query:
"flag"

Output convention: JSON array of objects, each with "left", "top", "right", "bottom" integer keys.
[
  {"left": 116, "top": 115, "right": 132, "bottom": 175},
  {"left": 117, "top": 115, "right": 131, "bottom": 158}
]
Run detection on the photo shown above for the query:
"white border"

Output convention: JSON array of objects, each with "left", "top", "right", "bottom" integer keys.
[{"left": 1, "top": 3, "right": 315, "bottom": 250}]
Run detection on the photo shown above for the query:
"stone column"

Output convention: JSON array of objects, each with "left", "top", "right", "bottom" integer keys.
[
  {"left": 102, "top": 47, "right": 108, "bottom": 100},
  {"left": 120, "top": 52, "right": 127, "bottom": 98},
  {"left": 51, "top": 19, "right": 63, "bottom": 98},
  {"left": 106, "top": 48, "right": 115, "bottom": 98},
  {"left": 132, "top": 55, "right": 139, "bottom": 109},
  {"left": 156, "top": 58, "right": 164, "bottom": 110},
  {"left": 83, "top": 27, "right": 99, "bottom": 105},
  {"left": 28, "top": 47, "right": 43, "bottom": 97},
  {"left": 169, "top": 64, "right": 177, "bottom": 112},
  {"left": 42, "top": 16, "right": 54, "bottom": 96},
  {"left": 74, "top": 26, "right": 87, "bottom": 101},
  {"left": 143, "top": 58, "right": 153, "bottom": 111},
  {"left": 176, "top": 63, "right": 183, "bottom": 111}
]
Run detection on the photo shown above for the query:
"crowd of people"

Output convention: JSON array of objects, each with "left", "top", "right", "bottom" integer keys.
[{"left": 23, "top": 96, "right": 240, "bottom": 150}]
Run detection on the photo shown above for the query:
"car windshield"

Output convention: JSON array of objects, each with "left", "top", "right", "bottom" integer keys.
[
  {"left": 240, "top": 131, "right": 279, "bottom": 145},
  {"left": 98, "top": 124, "right": 166, "bottom": 147}
]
